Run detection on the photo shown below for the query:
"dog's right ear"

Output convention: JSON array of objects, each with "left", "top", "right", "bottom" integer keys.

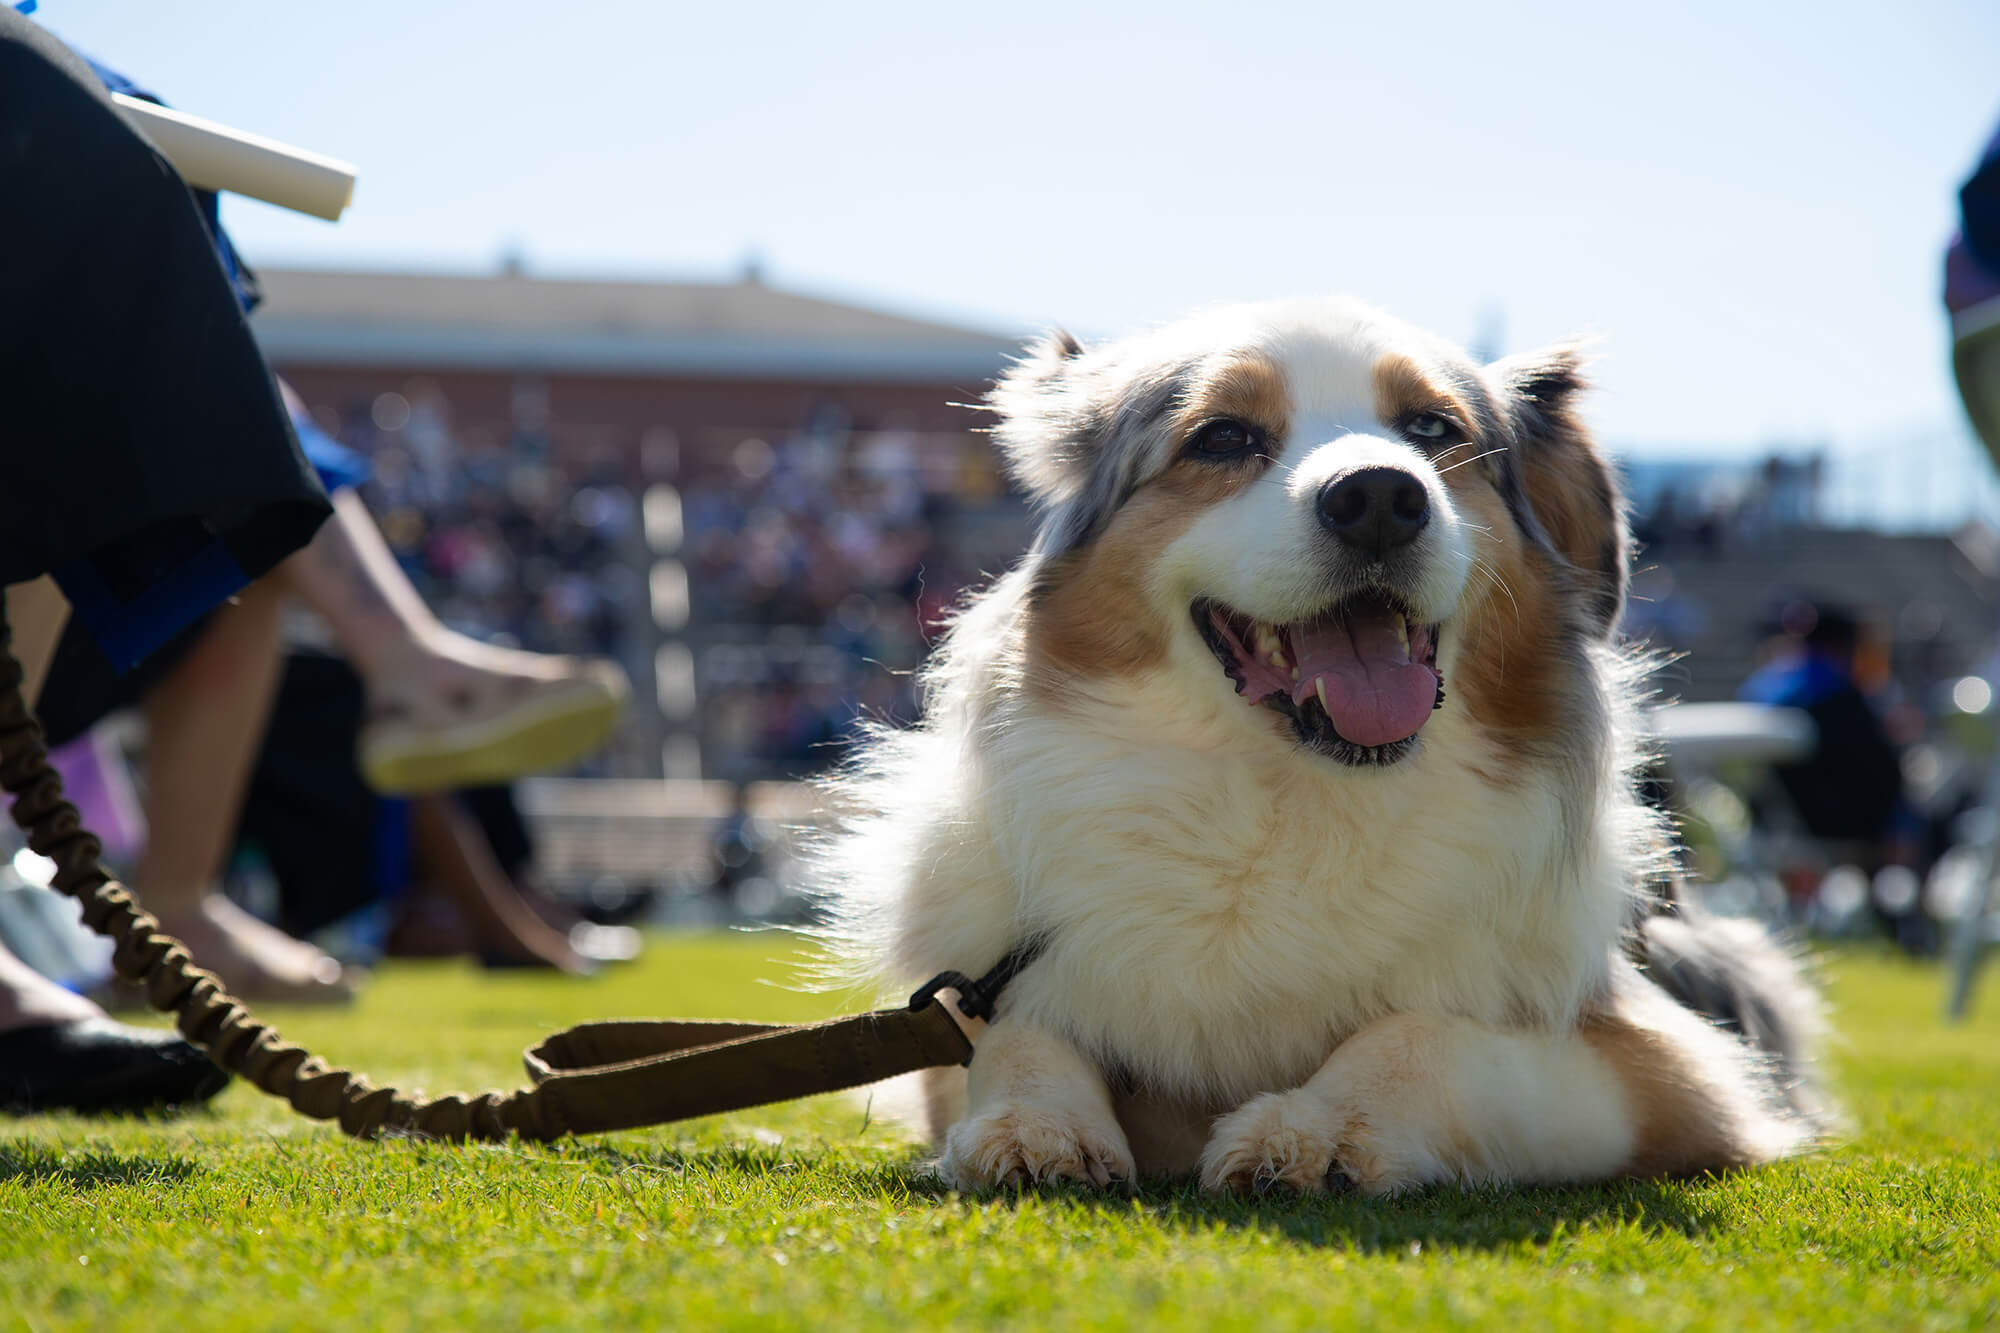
[
  {"left": 988, "top": 330, "right": 1182, "bottom": 558},
  {"left": 987, "top": 329, "right": 1095, "bottom": 512}
]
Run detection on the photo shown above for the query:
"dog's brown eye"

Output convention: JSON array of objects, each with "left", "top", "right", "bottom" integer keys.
[
  {"left": 1187, "top": 419, "right": 1262, "bottom": 460},
  {"left": 1403, "top": 413, "right": 1462, "bottom": 446}
]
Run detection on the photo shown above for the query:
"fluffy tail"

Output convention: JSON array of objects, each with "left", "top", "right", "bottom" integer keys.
[{"left": 1637, "top": 893, "right": 1832, "bottom": 1131}]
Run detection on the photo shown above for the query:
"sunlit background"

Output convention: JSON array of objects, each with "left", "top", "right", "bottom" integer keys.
[
  {"left": 43, "top": 2, "right": 2000, "bottom": 453},
  {"left": 15, "top": 1, "right": 2000, "bottom": 940}
]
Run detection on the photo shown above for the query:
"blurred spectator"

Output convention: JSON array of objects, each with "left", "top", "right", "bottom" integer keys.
[
  {"left": 1739, "top": 601, "right": 1933, "bottom": 950},
  {"left": 1740, "top": 602, "right": 1905, "bottom": 846}
]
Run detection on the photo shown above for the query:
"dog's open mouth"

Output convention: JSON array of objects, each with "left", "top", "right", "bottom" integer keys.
[{"left": 1194, "top": 593, "right": 1444, "bottom": 765}]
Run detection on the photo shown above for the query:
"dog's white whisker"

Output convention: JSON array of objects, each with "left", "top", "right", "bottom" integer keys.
[
  {"left": 1471, "top": 556, "right": 1522, "bottom": 629},
  {"left": 1434, "top": 447, "right": 1511, "bottom": 477}
]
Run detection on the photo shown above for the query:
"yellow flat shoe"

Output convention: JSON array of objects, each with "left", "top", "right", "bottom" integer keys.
[{"left": 359, "top": 660, "right": 628, "bottom": 794}]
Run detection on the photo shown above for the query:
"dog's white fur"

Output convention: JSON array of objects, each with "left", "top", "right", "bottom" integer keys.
[{"left": 817, "top": 299, "right": 1826, "bottom": 1193}]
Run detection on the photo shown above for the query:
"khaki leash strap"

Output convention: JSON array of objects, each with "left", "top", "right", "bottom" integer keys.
[
  {"left": 0, "top": 597, "right": 1005, "bottom": 1142},
  {"left": 519, "top": 1009, "right": 972, "bottom": 1137}
]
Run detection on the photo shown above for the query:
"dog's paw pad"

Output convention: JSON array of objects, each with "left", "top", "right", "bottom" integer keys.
[{"left": 940, "top": 1108, "right": 1135, "bottom": 1191}]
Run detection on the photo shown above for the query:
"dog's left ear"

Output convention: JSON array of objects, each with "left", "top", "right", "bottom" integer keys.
[{"left": 1489, "top": 344, "right": 1628, "bottom": 637}]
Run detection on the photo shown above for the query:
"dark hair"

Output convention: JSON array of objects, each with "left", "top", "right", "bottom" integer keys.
[{"left": 1801, "top": 605, "right": 1860, "bottom": 655}]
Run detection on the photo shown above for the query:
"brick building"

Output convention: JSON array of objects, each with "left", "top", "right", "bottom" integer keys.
[{"left": 252, "top": 266, "right": 1028, "bottom": 780}]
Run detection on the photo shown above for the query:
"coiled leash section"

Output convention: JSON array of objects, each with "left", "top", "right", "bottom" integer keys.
[{"left": 0, "top": 594, "right": 1023, "bottom": 1142}]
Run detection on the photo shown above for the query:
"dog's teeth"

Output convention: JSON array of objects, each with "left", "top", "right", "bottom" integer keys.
[
  {"left": 1395, "top": 616, "right": 1410, "bottom": 657},
  {"left": 1253, "top": 624, "right": 1281, "bottom": 660},
  {"left": 1315, "top": 677, "right": 1329, "bottom": 713},
  {"left": 1270, "top": 650, "right": 1288, "bottom": 669},
  {"left": 1290, "top": 667, "right": 1301, "bottom": 681}
]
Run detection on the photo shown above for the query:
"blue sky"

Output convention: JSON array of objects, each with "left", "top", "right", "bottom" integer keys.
[{"left": 36, "top": 0, "right": 2000, "bottom": 458}]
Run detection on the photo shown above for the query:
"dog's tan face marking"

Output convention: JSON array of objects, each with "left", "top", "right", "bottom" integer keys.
[
  {"left": 1151, "top": 351, "right": 1291, "bottom": 509},
  {"left": 1517, "top": 426, "right": 1623, "bottom": 623},
  {"left": 1371, "top": 353, "right": 1473, "bottom": 444},
  {"left": 1446, "top": 479, "right": 1568, "bottom": 752},
  {"left": 1025, "top": 485, "right": 1199, "bottom": 686},
  {"left": 1177, "top": 353, "right": 1291, "bottom": 461},
  {"left": 1026, "top": 353, "right": 1289, "bottom": 689}
]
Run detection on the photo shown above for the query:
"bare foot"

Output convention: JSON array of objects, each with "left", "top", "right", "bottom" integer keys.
[
  {"left": 402, "top": 796, "right": 595, "bottom": 973},
  {"left": 147, "top": 895, "right": 356, "bottom": 1006},
  {"left": 392, "top": 628, "right": 598, "bottom": 695},
  {"left": 511, "top": 877, "right": 642, "bottom": 964},
  {"left": 513, "top": 875, "right": 584, "bottom": 935},
  {"left": 383, "top": 889, "right": 592, "bottom": 973},
  {"left": 478, "top": 926, "right": 594, "bottom": 974}
]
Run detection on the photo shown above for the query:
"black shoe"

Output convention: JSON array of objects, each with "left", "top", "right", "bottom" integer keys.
[{"left": 0, "top": 1017, "right": 229, "bottom": 1114}]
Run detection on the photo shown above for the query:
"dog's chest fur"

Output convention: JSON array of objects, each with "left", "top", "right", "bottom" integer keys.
[{"left": 922, "top": 676, "right": 1624, "bottom": 1104}]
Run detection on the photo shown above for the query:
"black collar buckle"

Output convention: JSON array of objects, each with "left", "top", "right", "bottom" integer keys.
[{"left": 906, "top": 936, "right": 1048, "bottom": 1023}]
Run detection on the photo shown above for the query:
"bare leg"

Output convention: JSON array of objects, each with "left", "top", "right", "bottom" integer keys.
[
  {"left": 406, "top": 795, "right": 585, "bottom": 972},
  {"left": 136, "top": 580, "right": 352, "bottom": 1002},
  {"left": 276, "top": 489, "right": 445, "bottom": 682},
  {"left": 279, "top": 489, "right": 626, "bottom": 794}
]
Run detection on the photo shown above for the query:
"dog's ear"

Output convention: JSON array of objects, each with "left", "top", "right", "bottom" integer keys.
[
  {"left": 1489, "top": 344, "right": 1628, "bottom": 637},
  {"left": 987, "top": 330, "right": 1093, "bottom": 510},
  {"left": 987, "top": 330, "right": 1175, "bottom": 558}
]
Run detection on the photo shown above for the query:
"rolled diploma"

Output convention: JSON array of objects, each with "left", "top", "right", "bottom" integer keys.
[{"left": 111, "top": 92, "right": 356, "bottom": 222}]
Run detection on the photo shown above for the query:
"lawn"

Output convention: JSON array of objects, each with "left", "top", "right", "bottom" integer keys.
[{"left": 3, "top": 935, "right": 1996, "bottom": 1331}]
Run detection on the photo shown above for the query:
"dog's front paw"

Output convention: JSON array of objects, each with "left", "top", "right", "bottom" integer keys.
[
  {"left": 1198, "top": 1090, "right": 1355, "bottom": 1195},
  {"left": 939, "top": 1106, "right": 1136, "bottom": 1190},
  {"left": 1199, "top": 1089, "right": 1438, "bottom": 1196}
]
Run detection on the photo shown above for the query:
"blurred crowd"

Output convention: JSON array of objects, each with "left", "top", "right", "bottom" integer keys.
[
  {"left": 304, "top": 385, "right": 1030, "bottom": 783},
  {"left": 1627, "top": 451, "right": 1826, "bottom": 560},
  {"left": 679, "top": 406, "right": 1020, "bottom": 780},
  {"left": 328, "top": 384, "right": 645, "bottom": 660}
]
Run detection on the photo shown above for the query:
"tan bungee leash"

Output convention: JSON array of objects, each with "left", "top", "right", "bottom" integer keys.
[{"left": 0, "top": 598, "right": 1030, "bottom": 1141}]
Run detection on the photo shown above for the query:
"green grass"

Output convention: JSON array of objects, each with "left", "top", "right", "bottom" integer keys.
[{"left": 4, "top": 935, "right": 1996, "bottom": 1331}]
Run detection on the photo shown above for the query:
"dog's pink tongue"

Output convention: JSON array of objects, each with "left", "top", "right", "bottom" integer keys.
[{"left": 1289, "top": 608, "right": 1438, "bottom": 747}]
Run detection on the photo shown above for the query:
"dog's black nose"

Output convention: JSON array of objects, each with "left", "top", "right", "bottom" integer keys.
[{"left": 1318, "top": 467, "right": 1430, "bottom": 555}]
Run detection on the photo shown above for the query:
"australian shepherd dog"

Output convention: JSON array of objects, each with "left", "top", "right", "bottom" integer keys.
[{"left": 819, "top": 299, "right": 1829, "bottom": 1193}]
